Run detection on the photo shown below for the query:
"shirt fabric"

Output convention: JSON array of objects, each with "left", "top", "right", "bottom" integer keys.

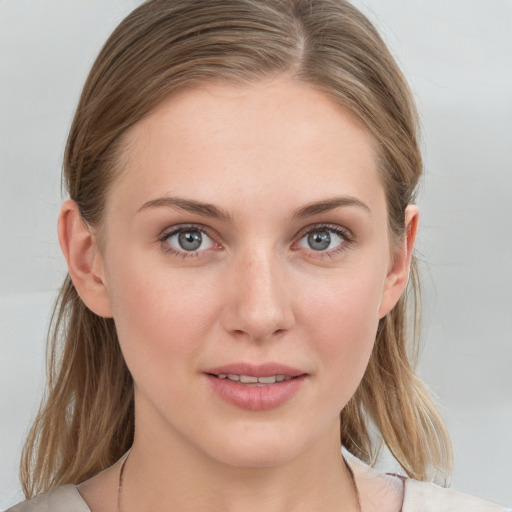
[{"left": 7, "top": 454, "right": 510, "bottom": 511}]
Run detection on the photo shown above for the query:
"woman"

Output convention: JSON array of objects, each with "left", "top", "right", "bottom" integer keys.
[{"left": 8, "top": 1, "right": 510, "bottom": 511}]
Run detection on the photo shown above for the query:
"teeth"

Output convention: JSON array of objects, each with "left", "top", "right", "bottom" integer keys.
[
  {"left": 216, "top": 374, "right": 291, "bottom": 384},
  {"left": 258, "top": 376, "right": 278, "bottom": 384},
  {"left": 239, "top": 375, "right": 258, "bottom": 383}
]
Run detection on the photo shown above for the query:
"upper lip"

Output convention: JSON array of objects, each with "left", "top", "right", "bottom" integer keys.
[{"left": 204, "top": 363, "right": 306, "bottom": 378}]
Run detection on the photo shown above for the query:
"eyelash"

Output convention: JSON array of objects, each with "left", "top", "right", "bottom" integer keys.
[
  {"left": 158, "top": 223, "right": 354, "bottom": 259},
  {"left": 158, "top": 224, "right": 219, "bottom": 258},
  {"left": 294, "top": 223, "right": 353, "bottom": 258}
]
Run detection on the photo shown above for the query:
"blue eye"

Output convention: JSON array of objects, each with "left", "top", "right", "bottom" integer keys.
[
  {"left": 298, "top": 227, "right": 346, "bottom": 252},
  {"left": 164, "top": 227, "right": 214, "bottom": 253}
]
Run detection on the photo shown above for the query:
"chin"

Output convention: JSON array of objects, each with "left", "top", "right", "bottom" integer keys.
[
  {"left": 211, "top": 444, "right": 298, "bottom": 469},
  {"left": 200, "top": 423, "right": 319, "bottom": 469}
]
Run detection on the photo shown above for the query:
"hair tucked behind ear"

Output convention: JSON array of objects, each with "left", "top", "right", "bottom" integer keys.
[{"left": 21, "top": 0, "right": 451, "bottom": 497}]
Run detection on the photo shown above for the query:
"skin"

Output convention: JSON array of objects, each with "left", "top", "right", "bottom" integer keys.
[{"left": 59, "top": 77, "right": 418, "bottom": 512}]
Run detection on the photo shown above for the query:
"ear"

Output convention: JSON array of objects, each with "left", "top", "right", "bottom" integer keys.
[
  {"left": 58, "top": 199, "right": 113, "bottom": 318},
  {"left": 378, "top": 205, "right": 419, "bottom": 318}
]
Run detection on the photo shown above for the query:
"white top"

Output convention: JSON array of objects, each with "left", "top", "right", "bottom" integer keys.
[{"left": 7, "top": 455, "right": 510, "bottom": 511}]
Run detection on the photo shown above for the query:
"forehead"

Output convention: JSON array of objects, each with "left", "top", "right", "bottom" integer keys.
[{"left": 110, "top": 77, "right": 384, "bottom": 218}]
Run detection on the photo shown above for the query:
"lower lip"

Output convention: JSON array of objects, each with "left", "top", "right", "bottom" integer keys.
[{"left": 205, "top": 374, "right": 306, "bottom": 411}]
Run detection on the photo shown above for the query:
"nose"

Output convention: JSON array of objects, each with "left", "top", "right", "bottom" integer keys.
[{"left": 220, "top": 248, "right": 295, "bottom": 342}]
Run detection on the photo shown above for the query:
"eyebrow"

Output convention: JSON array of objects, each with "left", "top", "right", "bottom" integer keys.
[
  {"left": 138, "top": 194, "right": 370, "bottom": 221},
  {"left": 137, "top": 196, "right": 232, "bottom": 222},
  {"left": 292, "top": 196, "right": 371, "bottom": 219}
]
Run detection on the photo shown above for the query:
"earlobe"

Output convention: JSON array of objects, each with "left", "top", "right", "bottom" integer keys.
[
  {"left": 58, "top": 199, "right": 113, "bottom": 318},
  {"left": 378, "top": 205, "right": 419, "bottom": 318}
]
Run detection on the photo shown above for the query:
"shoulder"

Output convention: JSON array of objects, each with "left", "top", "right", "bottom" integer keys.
[
  {"left": 5, "top": 485, "right": 91, "bottom": 512},
  {"left": 344, "top": 449, "right": 510, "bottom": 512},
  {"left": 403, "top": 478, "right": 511, "bottom": 512}
]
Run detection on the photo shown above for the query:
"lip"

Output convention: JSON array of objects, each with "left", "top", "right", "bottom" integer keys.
[
  {"left": 203, "top": 362, "right": 308, "bottom": 411},
  {"left": 205, "top": 362, "right": 306, "bottom": 378}
]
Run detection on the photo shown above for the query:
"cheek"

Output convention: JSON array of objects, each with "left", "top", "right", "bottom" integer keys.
[
  {"left": 104, "top": 255, "right": 221, "bottom": 379},
  {"left": 300, "top": 267, "right": 384, "bottom": 392}
]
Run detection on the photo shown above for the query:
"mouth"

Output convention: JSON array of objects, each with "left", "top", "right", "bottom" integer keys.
[
  {"left": 204, "top": 363, "right": 306, "bottom": 383},
  {"left": 210, "top": 373, "right": 295, "bottom": 386},
  {"left": 203, "top": 363, "right": 307, "bottom": 410}
]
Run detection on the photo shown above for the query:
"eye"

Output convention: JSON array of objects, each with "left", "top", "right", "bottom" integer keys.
[
  {"left": 297, "top": 226, "right": 349, "bottom": 253},
  {"left": 162, "top": 226, "right": 215, "bottom": 254}
]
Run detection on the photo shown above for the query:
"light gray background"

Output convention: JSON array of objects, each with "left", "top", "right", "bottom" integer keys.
[{"left": 1, "top": 0, "right": 511, "bottom": 509}]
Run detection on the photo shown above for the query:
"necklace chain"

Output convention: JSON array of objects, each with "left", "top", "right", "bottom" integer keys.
[
  {"left": 117, "top": 452, "right": 361, "bottom": 512},
  {"left": 117, "top": 452, "right": 128, "bottom": 512},
  {"left": 344, "top": 457, "right": 363, "bottom": 512}
]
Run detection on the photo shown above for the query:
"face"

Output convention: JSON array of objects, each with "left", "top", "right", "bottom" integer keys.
[{"left": 86, "top": 78, "right": 411, "bottom": 468}]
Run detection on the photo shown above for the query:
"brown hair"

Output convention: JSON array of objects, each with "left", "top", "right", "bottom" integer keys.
[{"left": 21, "top": 0, "right": 452, "bottom": 497}]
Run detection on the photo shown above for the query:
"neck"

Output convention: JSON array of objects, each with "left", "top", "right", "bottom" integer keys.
[{"left": 121, "top": 408, "right": 358, "bottom": 512}]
